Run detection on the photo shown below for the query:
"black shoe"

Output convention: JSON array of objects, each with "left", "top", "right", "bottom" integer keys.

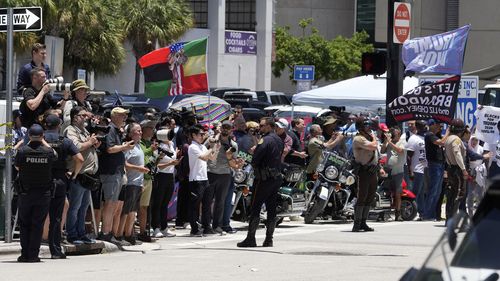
[
  {"left": 114, "top": 236, "right": 132, "bottom": 246},
  {"left": 137, "top": 232, "right": 153, "bottom": 243},
  {"left": 360, "top": 220, "right": 374, "bottom": 232},
  {"left": 352, "top": 220, "right": 362, "bottom": 232},
  {"left": 262, "top": 238, "right": 273, "bottom": 247},
  {"left": 124, "top": 236, "right": 139, "bottom": 246},
  {"left": 222, "top": 226, "right": 238, "bottom": 234},
  {"left": 100, "top": 233, "right": 113, "bottom": 242},
  {"left": 51, "top": 254, "right": 67, "bottom": 259},
  {"left": 18, "top": 256, "right": 41, "bottom": 263},
  {"left": 203, "top": 228, "right": 217, "bottom": 235},
  {"left": 237, "top": 237, "right": 257, "bottom": 248},
  {"left": 190, "top": 230, "right": 204, "bottom": 237}
]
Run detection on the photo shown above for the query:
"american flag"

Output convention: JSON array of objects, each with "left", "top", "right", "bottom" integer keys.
[{"left": 170, "top": 42, "right": 185, "bottom": 53}]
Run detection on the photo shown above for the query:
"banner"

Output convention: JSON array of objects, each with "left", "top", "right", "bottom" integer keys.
[
  {"left": 138, "top": 37, "right": 208, "bottom": 97},
  {"left": 388, "top": 75, "right": 461, "bottom": 123},
  {"left": 474, "top": 106, "right": 500, "bottom": 144},
  {"left": 402, "top": 25, "right": 470, "bottom": 75}
]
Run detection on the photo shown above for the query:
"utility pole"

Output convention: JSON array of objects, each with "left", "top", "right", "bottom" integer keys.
[{"left": 386, "top": 0, "right": 404, "bottom": 127}]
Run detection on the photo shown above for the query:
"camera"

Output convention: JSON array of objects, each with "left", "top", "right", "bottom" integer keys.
[
  {"left": 157, "top": 146, "right": 174, "bottom": 157},
  {"left": 87, "top": 122, "right": 110, "bottom": 142},
  {"left": 45, "top": 77, "right": 74, "bottom": 92}
]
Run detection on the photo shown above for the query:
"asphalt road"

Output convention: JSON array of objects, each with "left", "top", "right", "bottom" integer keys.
[{"left": 0, "top": 219, "right": 445, "bottom": 281}]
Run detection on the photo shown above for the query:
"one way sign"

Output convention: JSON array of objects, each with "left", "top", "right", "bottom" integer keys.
[{"left": 0, "top": 7, "right": 42, "bottom": 32}]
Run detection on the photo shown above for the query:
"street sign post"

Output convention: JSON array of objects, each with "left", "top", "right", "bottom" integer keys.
[
  {"left": 0, "top": 7, "right": 42, "bottom": 32},
  {"left": 293, "top": 65, "right": 315, "bottom": 81},
  {"left": 1, "top": 6, "right": 42, "bottom": 243},
  {"left": 393, "top": 2, "right": 411, "bottom": 44}
]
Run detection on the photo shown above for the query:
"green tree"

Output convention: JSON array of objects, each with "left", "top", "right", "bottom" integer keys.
[
  {"left": 119, "top": 0, "right": 194, "bottom": 92},
  {"left": 273, "top": 18, "right": 374, "bottom": 84}
]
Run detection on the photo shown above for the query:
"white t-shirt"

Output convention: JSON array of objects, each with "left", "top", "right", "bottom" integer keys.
[
  {"left": 405, "top": 134, "right": 427, "bottom": 174},
  {"left": 188, "top": 141, "right": 208, "bottom": 181},
  {"left": 156, "top": 141, "right": 176, "bottom": 174}
]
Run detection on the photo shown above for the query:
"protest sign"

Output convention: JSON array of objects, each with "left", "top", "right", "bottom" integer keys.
[
  {"left": 474, "top": 106, "right": 500, "bottom": 144},
  {"left": 388, "top": 75, "right": 460, "bottom": 123}
]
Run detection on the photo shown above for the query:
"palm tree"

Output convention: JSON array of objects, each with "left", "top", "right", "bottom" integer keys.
[{"left": 119, "top": 0, "right": 194, "bottom": 92}]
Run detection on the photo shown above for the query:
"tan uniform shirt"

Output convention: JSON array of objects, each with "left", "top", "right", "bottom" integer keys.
[
  {"left": 306, "top": 136, "right": 323, "bottom": 174},
  {"left": 65, "top": 124, "right": 99, "bottom": 175},
  {"left": 444, "top": 135, "right": 466, "bottom": 170},
  {"left": 353, "top": 135, "right": 378, "bottom": 165}
]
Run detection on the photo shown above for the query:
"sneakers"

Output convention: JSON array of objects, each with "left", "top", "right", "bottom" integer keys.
[
  {"left": 115, "top": 236, "right": 132, "bottom": 246},
  {"left": 214, "top": 227, "right": 227, "bottom": 235},
  {"left": 161, "top": 228, "right": 176, "bottom": 237},
  {"left": 51, "top": 253, "right": 67, "bottom": 259},
  {"left": 175, "top": 222, "right": 190, "bottom": 229},
  {"left": 17, "top": 256, "right": 41, "bottom": 263},
  {"left": 153, "top": 228, "right": 164, "bottom": 238},
  {"left": 137, "top": 232, "right": 153, "bottom": 243},
  {"left": 124, "top": 236, "right": 142, "bottom": 246},
  {"left": 68, "top": 238, "right": 84, "bottom": 245},
  {"left": 222, "top": 226, "right": 238, "bottom": 234},
  {"left": 81, "top": 236, "right": 96, "bottom": 244},
  {"left": 190, "top": 230, "right": 203, "bottom": 237}
]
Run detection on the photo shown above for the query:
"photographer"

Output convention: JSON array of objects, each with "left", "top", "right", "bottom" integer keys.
[
  {"left": 306, "top": 124, "right": 344, "bottom": 181},
  {"left": 62, "top": 80, "right": 92, "bottom": 133},
  {"left": 380, "top": 127, "right": 406, "bottom": 221},
  {"left": 64, "top": 106, "right": 100, "bottom": 245},
  {"left": 150, "top": 128, "right": 180, "bottom": 238},
  {"left": 19, "top": 67, "right": 57, "bottom": 128}
]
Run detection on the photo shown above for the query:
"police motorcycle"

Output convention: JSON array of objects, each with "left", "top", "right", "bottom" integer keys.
[
  {"left": 231, "top": 152, "right": 307, "bottom": 226},
  {"left": 303, "top": 150, "right": 357, "bottom": 224}
]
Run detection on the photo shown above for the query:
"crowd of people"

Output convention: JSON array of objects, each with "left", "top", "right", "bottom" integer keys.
[{"left": 8, "top": 43, "right": 492, "bottom": 263}]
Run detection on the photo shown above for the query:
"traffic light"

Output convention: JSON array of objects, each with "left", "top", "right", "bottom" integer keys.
[{"left": 361, "top": 52, "right": 387, "bottom": 75}]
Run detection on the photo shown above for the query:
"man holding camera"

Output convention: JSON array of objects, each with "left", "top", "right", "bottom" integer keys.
[
  {"left": 19, "top": 67, "right": 57, "bottom": 128},
  {"left": 64, "top": 106, "right": 101, "bottom": 245},
  {"left": 61, "top": 79, "right": 93, "bottom": 132}
]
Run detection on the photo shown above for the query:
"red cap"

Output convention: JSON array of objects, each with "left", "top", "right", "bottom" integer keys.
[{"left": 378, "top": 123, "right": 389, "bottom": 132}]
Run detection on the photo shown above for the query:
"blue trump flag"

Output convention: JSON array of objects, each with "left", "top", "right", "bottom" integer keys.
[{"left": 402, "top": 25, "right": 470, "bottom": 75}]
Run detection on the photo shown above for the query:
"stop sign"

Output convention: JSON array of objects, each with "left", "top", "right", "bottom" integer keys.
[{"left": 393, "top": 2, "right": 411, "bottom": 44}]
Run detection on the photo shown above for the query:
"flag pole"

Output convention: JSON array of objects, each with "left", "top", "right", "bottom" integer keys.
[{"left": 206, "top": 36, "right": 212, "bottom": 125}]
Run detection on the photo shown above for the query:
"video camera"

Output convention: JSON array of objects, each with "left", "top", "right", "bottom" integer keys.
[
  {"left": 45, "top": 77, "right": 73, "bottom": 92},
  {"left": 87, "top": 122, "right": 110, "bottom": 142}
]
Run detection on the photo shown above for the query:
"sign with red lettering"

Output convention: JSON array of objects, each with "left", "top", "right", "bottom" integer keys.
[{"left": 393, "top": 2, "right": 411, "bottom": 44}]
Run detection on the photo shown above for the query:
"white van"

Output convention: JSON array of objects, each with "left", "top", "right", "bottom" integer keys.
[{"left": 223, "top": 90, "right": 290, "bottom": 106}]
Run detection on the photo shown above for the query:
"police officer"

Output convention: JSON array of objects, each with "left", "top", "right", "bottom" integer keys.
[
  {"left": 15, "top": 124, "right": 57, "bottom": 262},
  {"left": 237, "top": 117, "right": 284, "bottom": 248},
  {"left": 43, "top": 114, "right": 83, "bottom": 259}
]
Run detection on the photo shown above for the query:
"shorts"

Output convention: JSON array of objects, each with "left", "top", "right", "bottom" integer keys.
[
  {"left": 91, "top": 187, "right": 102, "bottom": 210},
  {"left": 140, "top": 179, "right": 153, "bottom": 207},
  {"left": 121, "top": 185, "right": 142, "bottom": 214},
  {"left": 100, "top": 173, "right": 124, "bottom": 202},
  {"left": 388, "top": 173, "right": 404, "bottom": 194}
]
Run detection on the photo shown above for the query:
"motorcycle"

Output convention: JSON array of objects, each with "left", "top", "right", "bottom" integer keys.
[
  {"left": 231, "top": 159, "right": 307, "bottom": 226},
  {"left": 303, "top": 150, "right": 357, "bottom": 224},
  {"left": 370, "top": 176, "right": 418, "bottom": 221}
]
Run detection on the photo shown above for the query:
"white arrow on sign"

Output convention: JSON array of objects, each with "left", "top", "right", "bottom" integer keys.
[{"left": 13, "top": 9, "right": 40, "bottom": 28}]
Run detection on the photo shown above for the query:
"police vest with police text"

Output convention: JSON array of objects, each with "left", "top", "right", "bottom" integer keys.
[{"left": 18, "top": 145, "right": 55, "bottom": 190}]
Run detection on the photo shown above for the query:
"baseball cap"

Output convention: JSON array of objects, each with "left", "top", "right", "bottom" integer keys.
[
  {"left": 276, "top": 118, "right": 289, "bottom": 129},
  {"left": 323, "top": 116, "right": 338, "bottom": 126},
  {"left": 111, "top": 107, "right": 129, "bottom": 115},
  {"left": 221, "top": 120, "right": 233, "bottom": 128},
  {"left": 28, "top": 124, "right": 44, "bottom": 139},
  {"left": 427, "top": 119, "right": 439, "bottom": 126},
  {"left": 378, "top": 123, "right": 389, "bottom": 132},
  {"left": 45, "top": 114, "right": 62, "bottom": 127}
]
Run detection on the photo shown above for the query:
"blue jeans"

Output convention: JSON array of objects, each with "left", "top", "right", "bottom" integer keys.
[
  {"left": 66, "top": 179, "right": 91, "bottom": 240},
  {"left": 222, "top": 178, "right": 235, "bottom": 229},
  {"left": 424, "top": 162, "right": 444, "bottom": 219},
  {"left": 412, "top": 172, "right": 426, "bottom": 217}
]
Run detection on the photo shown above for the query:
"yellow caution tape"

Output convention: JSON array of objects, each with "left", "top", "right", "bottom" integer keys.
[
  {"left": 0, "top": 122, "right": 14, "bottom": 127},
  {"left": 0, "top": 145, "right": 13, "bottom": 151}
]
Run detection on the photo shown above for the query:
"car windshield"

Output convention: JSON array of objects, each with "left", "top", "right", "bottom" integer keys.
[{"left": 413, "top": 191, "right": 500, "bottom": 281}]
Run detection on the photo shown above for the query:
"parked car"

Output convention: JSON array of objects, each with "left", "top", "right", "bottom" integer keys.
[
  {"left": 210, "top": 87, "right": 250, "bottom": 99},
  {"left": 400, "top": 180, "right": 500, "bottom": 281},
  {"left": 223, "top": 90, "right": 290, "bottom": 106}
]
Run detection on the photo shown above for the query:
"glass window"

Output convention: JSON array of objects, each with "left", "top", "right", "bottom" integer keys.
[
  {"left": 226, "top": 0, "right": 256, "bottom": 31},
  {"left": 356, "top": 0, "right": 376, "bottom": 44},
  {"left": 270, "top": 96, "right": 280, "bottom": 105},
  {"left": 189, "top": 0, "right": 208, "bottom": 28}
]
